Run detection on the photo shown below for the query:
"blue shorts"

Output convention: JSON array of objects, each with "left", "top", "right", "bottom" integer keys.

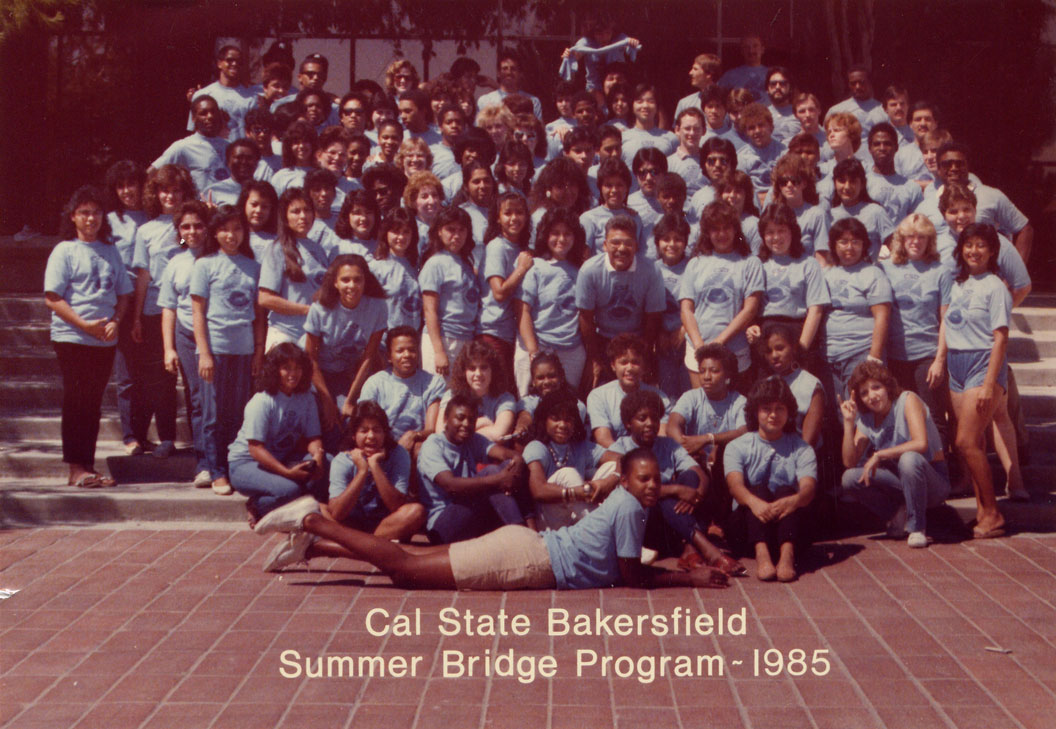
[{"left": 948, "top": 349, "right": 1007, "bottom": 394}]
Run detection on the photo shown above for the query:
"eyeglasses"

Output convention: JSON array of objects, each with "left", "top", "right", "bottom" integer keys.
[
  {"left": 768, "top": 79, "right": 790, "bottom": 87},
  {"left": 636, "top": 168, "right": 660, "bottom": 178},
  {"left": 938, "top": 158, "right": 967, "bottom": 169},
  {"left": 777, "top": 176, "right": 802, "bottom": 187},
  {"left": 704, "top": 156, "right": 730, "bottom": 166}
]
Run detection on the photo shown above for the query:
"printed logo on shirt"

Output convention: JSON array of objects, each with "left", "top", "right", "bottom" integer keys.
[
  {"left": 701, "top": 268, "right": 733, "bottom": 307},
  {"left": 312, "top": 270, "right": 326, "bottom": 288},
  {"left": 463, "top": 281, "right": 481, "bottom": 305},
  {"left": 85, "top": 256, "right": 112, "bottom": 295},
  {"left": 609, "top": 284, "right": 637, "bottom": 320},
  {"left": 400, "top": 292, "right": 421, "bottom": 315},
  {"left": 945, "top": 307, "right": 966, "bottom": 330},
  {"left": 558, "top": 294, "right": 577, "bottom": 316}
]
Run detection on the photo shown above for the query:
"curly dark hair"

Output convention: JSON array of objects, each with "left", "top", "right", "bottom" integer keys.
[
  {"left": 529, "top": 157, "right": 591, "bottom": 216},
  {"left": 173, "top": 200, "right": 212, "bottom": 251},
  {"left": 527, "top": 351, "right": 569, "bottom": 397},
  {"left": 754, "top": 322, "right": 803, "bottom": 369},
  {"left": 449, "top": 339, "right": 508, "bottom": 397},
  {"left": 694, "top": 342, "right": 737, "bottom": 377},
  {"left": 257, "top": 342, "right": 314, "bottom": 395},
  {"left": 694, "top": 200, "right": 750, "bottom": 257},
  {"left": 339, "top": 400, "right": 399, "bottom": 453},
  {"left": 143, "top": 165, "right": 197, "bottom": 219},
  {"left": 830, "top": 157, "right": 876, "bottom": 208},
  {"left": 420, "top": 205, "right": 475, "bottom": 269},
  {"left": 606, "top": 333, "right": 647, "bottom": 364},
  {"left": 828, "top": 217, "right": 871, "bottom": 266},
  {"left": 619, "top": 388, "right": 664, "bottom": 428},
  {"left": 59, "top": 186, "right": 114, "bottom": 243},
  {"left": 532, "top": 207, "right": 589, "bottom": 267},
  {"left": 744, "top": 376, "right": 798, "bottom": 433},
  {"left": 532, "top": 387, "right": 588, "bottom": 444},
  {"left": 847, "top": 360, "right": 901, "bottom": 414},
  {"left": 954, "top": 223, "right": 1001, "bottom": 283},
  {"left": 315, "top": 253, "right": 387, "bottom": 309}
]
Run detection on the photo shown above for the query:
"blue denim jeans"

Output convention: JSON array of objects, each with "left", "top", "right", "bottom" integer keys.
[
  {"left": 174, "top": 324, "right": 213, "bottom": 475},
  {"left": 841, "top": 452, "right": 950, "bottom": 533}
]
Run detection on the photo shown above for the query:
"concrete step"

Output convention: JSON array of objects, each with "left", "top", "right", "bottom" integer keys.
[
  {"left": 0, "top": 409, "right": 191, "bottom": 443},
  {"left": 1009, "top": 359, "right": 1056, "bottom": 386},
  {"left": 0, "top": 439, "right": 196, "bottom": 481},
  {"left": 0, "top": 346, "right": 61, "bottom": 376},
  {"left": 947, "top": 491, "right": 1056, "bottom": 534},
  {"left": 0, "top": 480, "right": 248, "bottom": 527},
  {"left": 1008, "top": 332, "right": 1056, "bottom": 362},
  {"left": 0, "top": 377, "right": 119, "bottom": 409},
  {"left": 0, "top": 322, "right": 51, "bottom": 347},
  {"left": 1019, "top": 386, "right": 1056, "bottom": 419},
  {"left": 1012, "top": 308, "right": 1056, "bottom": 335},
  {"left": 0, "top": 237, "right": 53, "bottom": 294},
  {"left": 0, "top": 293, "right": 49, "bottom": 320}
]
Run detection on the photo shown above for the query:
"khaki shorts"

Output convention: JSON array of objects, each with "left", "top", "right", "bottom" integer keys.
[{"left": 449, "top": 525, "right": 556, "bottom": 590}]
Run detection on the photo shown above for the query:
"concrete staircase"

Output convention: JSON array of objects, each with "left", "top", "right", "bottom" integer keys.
[
  {"left": 0, "top": 236, "right": 248, "bottom": 525},
  {"left": 1, "top": 237, "right": 1053, "bottom": 529}
]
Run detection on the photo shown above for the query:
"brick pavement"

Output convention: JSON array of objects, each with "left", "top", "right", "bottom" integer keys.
[{"left": 2, "top": 526, "right": 1055, "bottom": 729}]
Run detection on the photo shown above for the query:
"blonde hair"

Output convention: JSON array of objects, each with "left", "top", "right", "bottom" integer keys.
[
  {"left": 823, "top": 112, "right": 862, "bottom": 151},
  {"left": 395, "top": 137, "right": 433, "bottom": 173},
  {"left": 476, "top": 104, "right": 515, "bottom": 131},
  {"left": 890, "top": 213, "right": 939, "bottom": 265},
  {"left": 384, "top": 59, "right": 419, "bottom": 95},
  {"left": 402, "top": 171, "right": 444, "bottom": 212}
]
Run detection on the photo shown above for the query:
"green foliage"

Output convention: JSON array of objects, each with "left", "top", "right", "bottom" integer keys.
[{"left": 0, "top": 0, "right": 79, "bottom": 41}]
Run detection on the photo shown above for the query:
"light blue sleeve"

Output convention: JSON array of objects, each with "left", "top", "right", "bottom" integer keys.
[
  {"left": 996, "top": 238, "right": 1030, "bottom": 291},
  {"left": 793, "top": 441, "right": 818, "bottom": 481},
  {"left": 241, "top": 394, "right": 273, "bottom": 443},
  {"left": 301, "top": 394, "right": 322, "bottom": 438},
  {"left": 989, "top": 280, "right": 1012, "bottom": 333},
  {"left": 671, "top": 389, "right": 698, "bottom": 425},
  {"left": 483, "top": 239, "right": 511, "bottom": 280},
  {"left": 417, "top": 256, "right": 444, "bottom": 294},
  {"left": 522, "top": 440, "right": 549, "bottom": 467},
  {"left": 328, "top": 452, "right": 355, "bottom": 500},
  {"left": 425, "top": 373, "right": 447, "bottom": 407},
  {"left": 157, "top": 262, "right": 179, "bottom": 311},
  {"left": 387, "top": 445, "right": 412, "bottom": 495},
  {"left": 586, "top": 386, "right": 616, "bottom": 433},
  {"left": 187, "top": 255, "right": 209, "bottom": 299},
  {"left": 494, "top": 392, "right": 516, "bottom": 415},
  {"left": 131, "top": 228, "right": 149, "bottom": 272},
  {"left": 417, "top": 436, "right": 451, "bottom": 482},
  {"left": 803, "top": 257, "right": 830, "bottom": 308},
  {"left": 864, "top": 266, "right": 894, "bottom": 306},
  {"left": 574, "top": 262, "right": 598, "bottom": 311},
  {"left": 258, "top": 244, "right": 286, "bottom": 293},
  {"left": 722, "top": 433, "right": 751, "bottom": 479},
  {"left": 741, "top": 256, "right": 766, "bottom": 296},
  {"left": 643, "top": 262, "right": 666, "bottom": 313},
  {"left": 611, "top": 490, "right": 647, "bottom": 559},
  {"left": 671, "top": 442, "right": 698, "bottom": 477},
  {"left": 303, "top": 302, "right": 325, "bottom": 337},
  {"left": 938, "top": 267, "right": 954, "bottom": 307}
]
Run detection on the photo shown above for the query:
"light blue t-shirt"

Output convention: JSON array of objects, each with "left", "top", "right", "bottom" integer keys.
[
  {"left": 667, "top": 150, "right": 706, "bottom": 195},
  {"left": 737, "top": 138, "right": 786, "bottom": 194},
  {"left": 303, "top": 296, "right": 387, "bottom": 373},
  {"left": 854, "top": 391, "right": 943, "bottom": 464},
  {"left": 516, "top": 394, "right": 589, "bottom": 425},
  {"left": 607, "top": 435, "right": 697, "bottom": 484},
  {"left": 188, "top": 252, "right": 260, "bottom": 355},
  {"left": 201, "top": 178, "right": 245, "bottom": 208},
  {"left": 268, "top": 166, "right": 313, "bottom": 197},
  {"left": 523, "top": 439, "right": 604, "bottom": 480},
  {"left": 656, "top": 257, "right": 688, "bottom": 333},
  {"left": 794, "top": 203, "right": 831, "bottom": 257},
  {"left": 477, "top": 88, "right": 543, "bottom": 119},
  {"left": 156, "top": 249, "right": 198, "bottom": 332},
  {"left": 895, "top": 144, "right": 930, "bottom": 182},
  {"left": 671, "top": 389, "right": 747, "bottom": 459},
  {"left": 258, "top": 237, "right": 333, "bottom": 340},
  {"left": 678, "top": 252, "right": 765, "bottom": 370},
  {"left": 417, "top": 431, "right": 494, "bottom": 530},
  {"left": 542, "top": 485, "right": 647, "bottom": 590},
  {"left": 327, "top": 446, "right": 412, "bottom": 522},
  {"left": 867, "top": 171, "right": 923, "bottom": 226},
  {"left": 825, "top": 97, "right": 887, "bottom": 138},
  {"left": 822, "top": 261, "right": 893, "bottom": 362},
  {"left": 439, "top": 390, "right": 515, "bottom": 429},
  {"left": 620, "top": 127, "right": 679, "bottom": 167},
  {"left": 151, "top": 132, "right": 230, "bottom": 192},
  {"left": 44, "top": 239, "right": 134, "bottom": 347},
  {"left": 228, "top": 390, "right": 321, "bottom": 465},
  {"left": 880, "top": 259, "right": 953, "bottom": 361},
  {"left": 188, "top": 82, "right": 256, "bottom": 139},
  {"left": 829, "top": 201, "right": 893, "bottom": 261},
  {"left": 107, "top": 209, "right": 148, "bottom": 282},
  {"left": 761, "top": 254, "right": 830, "bottom": 320},
  {"left": 943, "top": 273, "right": 1012, "bottom": 352},
  {"left": 765, "top": 103, "right": 802, "bottom": 144},
  {"left": 936, "top": 232, "right": 1030, "bottom": 293},
  {"left": 459, "top": 201, "right": 490, "bottom": 271},
  {"left": 480, "top": 237, "right": 526, "bottom": 341},
  {"left": 359, "top": 368, "right": 447, "bottom": 440},
  {"left": 517, "top": 258, "right": 582, "bottom": 349},
  {"left": 368, "top": 256, "right": 422, "bottom": 331},
  {"left": 717, "top": 65, "right": 767, "bottom": 100},
  {"left": 586, "top": 380, "right": 671, "bottom": 439},
  {"left": 575, "top": 253, "right": 666, "bottom": 340},
  {"left": 250, "top": 232, "right": 277, "bottom": 261},
  {"left": 686, "top": 184, "right": 717, "bottom": 224},
  {"left": 579, "top": 205, "right": 643, "bottom": 255},
  {"left": 132, "top": 215, "right": 181, "bottom": 316},
  {"left": 723, "top": 431, "right": 817, "bottom": 497},
  {"left": 418, "top": 250, "right": 481, "bottom": 340}
]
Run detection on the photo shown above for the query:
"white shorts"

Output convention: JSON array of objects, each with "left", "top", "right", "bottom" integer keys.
[{"left": 448, "top": 525, "right": 555, "bottom": 590}]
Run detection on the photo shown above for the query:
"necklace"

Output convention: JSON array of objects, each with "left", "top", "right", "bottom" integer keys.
[{"left": 546, "top": 441, "right": 571, "bottom": 469}]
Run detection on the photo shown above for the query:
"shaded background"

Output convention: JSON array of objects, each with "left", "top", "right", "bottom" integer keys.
[{"left": 2, "top": 0, "right": 1053, "bottom": 284}]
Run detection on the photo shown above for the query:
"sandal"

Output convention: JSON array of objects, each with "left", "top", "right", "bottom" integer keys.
[
  {"left": 90, "top": 473, "right": 117, "bottom": 488},
  {"left": 69, "top": 473, "right": 103, "bottom": 488},
  {"left": 973, "top": 525, "right": 1007, "bottom": 540},
  {"left": 710, "top": 554, "right": 748, "bottom": 577},
  {"left": 677, "top": 552, "right": 705, "bottom": 571}
]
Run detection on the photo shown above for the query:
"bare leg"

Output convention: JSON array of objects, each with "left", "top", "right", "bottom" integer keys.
[
  {"left": 776, "top": 542, "right": 796, "bottom": 582},
  {"left": 374, "top": 503, "right": 427, "bottom": 541},
  {"left": 951, "top": 389, "right": 1005, "bottom": 534},
  {"left": 303, "top": 513, "right": 457, "bottom": 589},
  {"left": 990, "top": 391, "right": 1025, "bottom": 497},
  {"left": 755, "top": 542, "right": 776, "bottom": 581}
]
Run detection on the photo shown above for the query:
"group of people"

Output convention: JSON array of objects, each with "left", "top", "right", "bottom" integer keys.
[{"left": 45, "top": 15, "right": 1035, "bottom": 592}]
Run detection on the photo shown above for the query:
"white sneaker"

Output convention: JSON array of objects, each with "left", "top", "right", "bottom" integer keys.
[
  {"left": 263, "top": 533, "right": 317, "bottom": 572},
  {"left": 193, "top": 470, "right": 212, "bottom": 488},
  {"left": 907, "top": 531, "right": 929, "bottom": 549},
  {"left": 212, "top": 479, "right": 233, "bottom": 496},
  {"left": 254, "top": 495, "right": 320, "bottom": 535}
]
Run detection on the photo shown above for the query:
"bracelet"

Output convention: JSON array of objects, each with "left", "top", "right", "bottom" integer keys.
[{"left": 866, "top": 355, "right": 883, "bottom": 365}]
